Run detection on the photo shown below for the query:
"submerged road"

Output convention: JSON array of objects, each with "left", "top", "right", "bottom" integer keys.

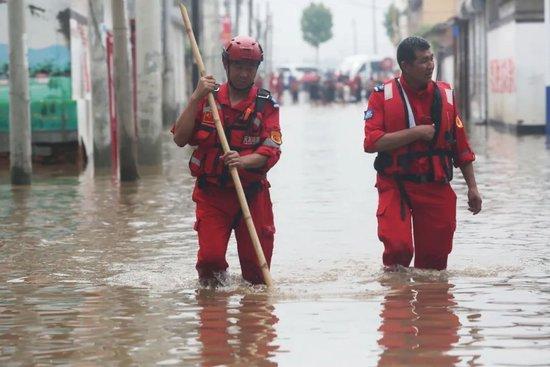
[{"left": 1, "top": 101, "right": 550, "bottom": 366}]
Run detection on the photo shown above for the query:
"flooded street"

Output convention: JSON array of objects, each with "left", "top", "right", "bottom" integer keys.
[{"left": 1, "top": 102, "right": 550, "bottom": 366}]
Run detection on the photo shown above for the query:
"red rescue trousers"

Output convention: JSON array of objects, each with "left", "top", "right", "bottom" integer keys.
[
  {"left": 192, "top": 180, "right": 275, "bottom": 284},
  {"left": 375, "top": 174, "right": 457, "bottom": 270}
]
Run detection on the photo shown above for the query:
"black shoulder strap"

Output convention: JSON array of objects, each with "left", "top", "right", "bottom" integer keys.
[
  {"left": 430, "top": 82, "right": 442, "bottom": 146},
  {"left": 255, "top": 88, "right": 273, "bottom": 113}
]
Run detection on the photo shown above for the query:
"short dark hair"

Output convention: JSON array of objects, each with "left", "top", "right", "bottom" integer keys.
[{"left": 396, "top": 36, "right": 431, "bottom": 69}]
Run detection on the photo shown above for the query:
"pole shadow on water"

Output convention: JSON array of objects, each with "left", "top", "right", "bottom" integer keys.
[
  {"left": 377, "top": 272, "right": 462, "bottom": 367},
  {"left": 195, "top": 290, "right": 279, "bottom": 366}
]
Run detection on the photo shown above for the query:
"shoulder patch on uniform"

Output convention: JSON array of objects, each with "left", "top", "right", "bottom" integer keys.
[
  {"left": 455, "top": 116, "right": 464, "bottom": 128},
  {"left": 374, "top": 84, "right": 384, "bottom": 92},
  {"left": 270, "top": 130, "right": 282, "bottom": 145},
  {"left": 364, "top": 109, "right": 374, "bottom": 120}
]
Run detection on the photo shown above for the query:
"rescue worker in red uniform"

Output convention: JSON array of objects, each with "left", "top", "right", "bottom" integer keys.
[
  {"left": 364, "top": 37, "right": 482, "bottom": 270},
  {"left": 172, "top": 36, "right": 281, "bottom": 285}
]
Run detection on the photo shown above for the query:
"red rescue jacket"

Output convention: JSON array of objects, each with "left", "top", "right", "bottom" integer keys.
[
  {"left": 374, "top": 78, "right": 457, "bottom": 183},
  {"left": 189, "top": 88, "right": 279, "bottom": 186}
]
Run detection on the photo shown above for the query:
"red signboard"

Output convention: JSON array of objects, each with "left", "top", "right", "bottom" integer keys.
[{"left": 221, "top": 15, "right": 232, "bottom": 45}]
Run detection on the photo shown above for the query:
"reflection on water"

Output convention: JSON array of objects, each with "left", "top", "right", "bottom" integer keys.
[
  {"left": 377, "top": 271, "right": 461, "bottom": 367},
  {"left": 196, "top": 290, "right": 278, "bottom": 366},
  {"left": 1, "top": 104, "right": 550, "bottom": 365}
]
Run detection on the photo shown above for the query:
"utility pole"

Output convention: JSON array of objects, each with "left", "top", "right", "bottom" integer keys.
[
  {"left": 352, "top": 18, "right": 357, "bottom": 54},
  {"left": 248, "top": 0, "right": 253, "bottom": 36},
  {"left": 111, "top": 0, "right": 139, "bottom": 181},
  {"left": 88, "top": 0, "right": 111, "bottom": 169},
  {"left": 224, "top": 0, "right": 230, "bottom": 17},
  {"left": 255, "top": 1, "right": 261, "bottom": 41},
  {"left": 191, "top": 0, "right": 200, "bottom": 87},
  {"left": 265, "top": 3, "right": 272, "bottom": 74},
  {"left": 136, "top": 0, "right": 163, "bottom": 166},
  {"left": 546, "top": 0, "right": 550, "bottom": 138},
  {"left": 162, "top": 0, "right": 181, "bottom": 126},
  {"left": 372, "top": 0, "right": 378, "bottom": 55},
  {"left": 235, "top": 0, "right": 242, "bottom": 35},
  {"left": 8, "top": 0, "right": 32, "bottom": 185}
]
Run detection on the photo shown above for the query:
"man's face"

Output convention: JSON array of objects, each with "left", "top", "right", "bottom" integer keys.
[
  {"left": 402, "top": 48, "right": 434, "bottom": 85},
  {"left": 228, "top": 60, "right": 258, "bottom": 89}
]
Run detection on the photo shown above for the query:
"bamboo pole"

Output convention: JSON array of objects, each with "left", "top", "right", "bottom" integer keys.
[{"left": 178, "top": 4, "right": 273, "bottom": 288}]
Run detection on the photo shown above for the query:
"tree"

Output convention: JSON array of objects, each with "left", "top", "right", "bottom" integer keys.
[
  {"left": 384, "top": 4, "right": 399, "bottom": 45},
  {"left": 301, "top": 3, "right": 333, "bottom": 65}
]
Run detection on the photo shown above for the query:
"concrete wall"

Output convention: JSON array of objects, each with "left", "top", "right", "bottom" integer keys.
[
  {"left": 488, "top": 20, "right": 545, "bottom": 129},
  {"left": 514, "top": 22, "right": 545, "bottom": 127},
  {"left": 487, "top": 21, "right": 516, "bottom": 124},
  {"left": 0, "top": 0, "right": 89, "bottom": 154}
]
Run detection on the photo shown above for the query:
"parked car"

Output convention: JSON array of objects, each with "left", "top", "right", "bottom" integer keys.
[{"left": 276, "top": 64, "right": 319, "bottom": 89}]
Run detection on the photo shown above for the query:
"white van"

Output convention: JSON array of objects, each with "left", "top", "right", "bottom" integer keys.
[
  {"left": 276, "top": 64, "right": 319, "bottom": 89},
  {"left": 338, "top": 54, "right": 394, "bottom": 83}
]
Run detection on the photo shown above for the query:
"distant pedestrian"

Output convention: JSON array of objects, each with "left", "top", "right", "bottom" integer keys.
[
  {"left": 289, "top": 75, "right": 300, "bottom": 104},
  {"left": 363, "top": 36, "right": 482, "bottom": 270}
]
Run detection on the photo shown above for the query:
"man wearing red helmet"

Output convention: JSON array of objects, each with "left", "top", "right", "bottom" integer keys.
[{"left": 172, "top": 36, "right": 282, "bottom": 286}]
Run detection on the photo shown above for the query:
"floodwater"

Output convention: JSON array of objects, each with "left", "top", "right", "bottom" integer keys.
[{"left": 1, "top": 101, "right": 550, "bottom": 366}]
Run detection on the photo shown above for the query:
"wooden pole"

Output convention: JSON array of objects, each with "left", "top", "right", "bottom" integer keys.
[{"left": 179, "top": 4, "right": 273, "bottom": 288}]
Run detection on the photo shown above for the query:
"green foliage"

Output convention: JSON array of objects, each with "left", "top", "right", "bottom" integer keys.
[
  {"left": 415, "top": 24, "right": 441, "bottom": 51},
  {"left": 31, "top": 61, "right": 54, "bottom": 76},
  {"left": 0, "top": 63, "right": 8, "bottom": 77},
  {"left": 300, "top": 3, "right": 333, "bottom": 49},
  {"left": 384, "top": 4, "right": 399, "bottom": 42},
  {"left": 29, "top": 60, "right": 70, "bottom": 77}
]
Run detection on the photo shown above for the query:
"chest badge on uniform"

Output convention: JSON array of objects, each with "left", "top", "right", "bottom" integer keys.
[
  {"left": 203, "top": 111, "right": 214, "bottom": 123},
  {"left": 455, "top": 116, "right": 464, "bottom": 128},
  {"left": 243, "top": 136, "right": 260, "bottom": 145},
  {"left": 270, "top": 131, "right": 282, "bottom": 145}
]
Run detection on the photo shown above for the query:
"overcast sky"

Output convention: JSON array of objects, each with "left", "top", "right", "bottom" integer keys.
[{"left": 268, "top": 0, "right": 395, "bottom": 69}]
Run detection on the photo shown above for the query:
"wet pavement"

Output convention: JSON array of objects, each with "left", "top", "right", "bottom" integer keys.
[{"left": 1, "top": 101, "right": 550, "bottom": 366}]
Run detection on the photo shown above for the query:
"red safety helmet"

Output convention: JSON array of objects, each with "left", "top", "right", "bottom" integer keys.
[{"left": 222, "top": 36, "right": 264, "bottom": 67}]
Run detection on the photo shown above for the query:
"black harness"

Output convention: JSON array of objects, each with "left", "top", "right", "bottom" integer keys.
[{"left": 200, "top": 88, "right": 274, "bottom": 188}]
